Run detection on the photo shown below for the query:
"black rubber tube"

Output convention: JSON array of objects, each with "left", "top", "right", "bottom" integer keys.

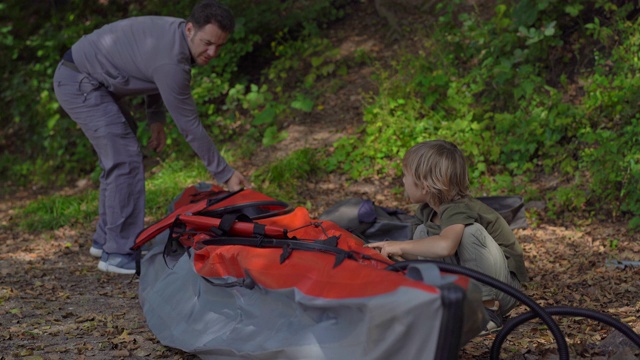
[
  {"left": 491, "top": 305, "right": 640, "bottom": 358},
  {"left": 387, "top": 260, "right": 570, "bottom": 360}
]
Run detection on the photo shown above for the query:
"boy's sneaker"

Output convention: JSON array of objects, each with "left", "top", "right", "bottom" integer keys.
[
  {"left": 479, "top": 307, "right": 504, "bottom": 336},
  {"left": 89, "top": 240, "right": 103, "bottom": 258},
  {"left": 97, "top": 252, "right": 136, "bottom": 275}
]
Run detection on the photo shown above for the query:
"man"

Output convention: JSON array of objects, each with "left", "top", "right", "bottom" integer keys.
[{"left": 53, "top": 0, "right": 251, "bottom": 274}]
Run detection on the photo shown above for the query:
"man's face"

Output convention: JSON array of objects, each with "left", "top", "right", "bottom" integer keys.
[
  {"left": 185, "top": 22, "right": 229, "bottom": 66},
  {"left": 403, "top": 171, "right": 428, "bottom": 204}
]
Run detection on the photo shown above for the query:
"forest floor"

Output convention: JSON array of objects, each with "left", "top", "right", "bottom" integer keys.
[{"left": 1, "top": 1, "right": 639, "bottom": 359}]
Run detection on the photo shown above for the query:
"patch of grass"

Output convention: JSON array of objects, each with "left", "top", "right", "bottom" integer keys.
[
  {"left": 252, "top": 148, "right": 324, "bottom": 203},
  {"left": 144, "top": 158, "right": 211, "bottom": 221},
  {"left": 16, "top": 158, "right": 213, "bottom": 231},
  {"left": 18, "top": 192, "right": 99, "bottom": 232}
]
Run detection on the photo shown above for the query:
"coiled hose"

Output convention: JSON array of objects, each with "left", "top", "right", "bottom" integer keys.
[
  {"left": 492, "top": 306, "right": 640, "bottom": 359},
  {"left": 388, "top": 260, "right": 640, "bottom": 360}
]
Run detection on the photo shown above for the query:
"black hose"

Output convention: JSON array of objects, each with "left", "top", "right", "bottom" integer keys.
[
  {"left": 491, "top": 306, "right": 640, "bottom": 358},
  {"left": 388, "top": 260, "right": 570, "bottom": 360},
  {"left": 388, "top": 260, "right": 640, "bottom": 359}
]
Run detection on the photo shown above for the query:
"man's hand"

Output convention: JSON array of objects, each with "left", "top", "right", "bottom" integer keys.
[
  {"left": 148, "top": 122, "right": 166, "bottom": 152},
  {"left": 224, "top": 171, "right": 252, "bottom": 192}
]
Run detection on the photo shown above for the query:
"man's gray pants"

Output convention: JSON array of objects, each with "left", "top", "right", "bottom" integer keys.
[
  {"left": 53, "top": 62, "right": 144, "bottom": 256},
  {"left": 414, "top": 223, "right": 521, "bottom": 316}
]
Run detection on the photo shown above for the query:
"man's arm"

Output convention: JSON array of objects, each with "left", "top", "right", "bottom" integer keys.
[{"left": 152, "top": 64, "right": 239, "bottom": 184}]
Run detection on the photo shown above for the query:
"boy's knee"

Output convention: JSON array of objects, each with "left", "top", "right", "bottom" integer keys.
[{"left": 460, "top": 223, "right": 492, "bottom": 248}]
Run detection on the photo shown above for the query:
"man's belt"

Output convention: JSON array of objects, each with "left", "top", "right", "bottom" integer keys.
[
  {"left": 61, "top": 49, "right": 81, "bottom": 73},
  {"left": 62, "top": 60, "right": 80, "bottom": 73}
]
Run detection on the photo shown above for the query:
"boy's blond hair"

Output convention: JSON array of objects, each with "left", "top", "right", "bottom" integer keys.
[{"left": 402, "top": 140, "right": 470, "bottom": 208}]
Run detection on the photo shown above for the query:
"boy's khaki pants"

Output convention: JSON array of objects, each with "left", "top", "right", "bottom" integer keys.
[{"left": 415, "top": 223, "right": 521, "bottom": 316}]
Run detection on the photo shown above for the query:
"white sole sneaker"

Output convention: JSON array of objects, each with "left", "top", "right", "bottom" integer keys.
[
  {"left": 89, "top": 246, "right": 103, "bottom": 258},
  {"left": 97, "top": 260, "right": 136, "bottom": 275}
]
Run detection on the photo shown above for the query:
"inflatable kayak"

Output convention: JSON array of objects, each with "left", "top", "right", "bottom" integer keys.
[{"left": 132, "top": 183, "right": 486, "bottom": 359}]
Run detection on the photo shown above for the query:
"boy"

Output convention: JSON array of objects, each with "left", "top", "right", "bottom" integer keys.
[{"left": 366, "top": 140, "right": 529, "bottom": 333}]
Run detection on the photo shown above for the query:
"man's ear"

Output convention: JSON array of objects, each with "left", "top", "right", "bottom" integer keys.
[{"left": 185, "top": 22, "right": 194, "bottom": 37}]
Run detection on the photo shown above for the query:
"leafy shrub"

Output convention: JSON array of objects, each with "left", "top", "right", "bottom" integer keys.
[
  {"left": 326, "top": 0, "right": 640, "bottom": 228},
  {"left": 1, "top": 0, "right": 348, "bottom": 187},
  {"left": 5, "top": 0, "right": 640, "bottom": 231}
]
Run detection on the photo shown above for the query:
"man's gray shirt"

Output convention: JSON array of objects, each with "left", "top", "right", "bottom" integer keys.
[{"left": 71, "top": 16, "right": 234, "bottom": 183}]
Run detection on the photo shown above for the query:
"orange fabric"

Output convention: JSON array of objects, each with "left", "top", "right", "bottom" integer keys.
[
  {"left": 137, "top": 186, "right": 470, "bottom": 299},
  {"left": 134, "top": 187, "right": 286, "bottom": 249},
  {"left": 182, "top": 214, "right": 288, "bottom": 238},
  {"left": 133, "top": 198, "right": 213, "bottom": 249},
  {"left": 192, "top": 244, "right": 438, "bottom": 299},
  {"left": 190, "top": 206, "right": 444, "bottom": 299}
]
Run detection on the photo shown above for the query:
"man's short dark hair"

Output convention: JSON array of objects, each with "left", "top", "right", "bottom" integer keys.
[{"left": 188, "top": 0, "right": 235, "bottom": 33}]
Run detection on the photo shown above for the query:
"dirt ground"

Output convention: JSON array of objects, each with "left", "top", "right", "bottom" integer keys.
[{"left": 1, "top": 2, "right": 639, "bottom": 359}]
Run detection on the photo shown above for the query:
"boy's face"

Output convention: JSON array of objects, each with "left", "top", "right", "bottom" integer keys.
[{"left": 403, "top": 171, "right": 428, "bottom": 204}]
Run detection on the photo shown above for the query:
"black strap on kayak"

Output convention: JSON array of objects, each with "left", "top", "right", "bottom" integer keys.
[
  {"left": 161, "top": 216, "right": 190, "bottom": 270},
  {"left": 216, "top": 212, "right": 270, "bottom": 238},
  {"left": 200, "top": 236, "right": 353, "bottom": 268},
  {"left": 135, "top": 215, "right": 187, "bottom": 276},
  {"left": 198, "top": 200, "right": 291, "bottom": 220},
  {"left": 134, "top": 247, "right": 143, "bottom": 276},
  {"left": 218, "top": 212, "right": 253, "bottom": 233},
  {"left": 204, "top": 187, "right": 245, "bottom": 207}
]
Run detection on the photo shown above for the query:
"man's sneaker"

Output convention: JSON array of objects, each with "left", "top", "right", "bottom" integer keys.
[
  {"left": 97, "top": 252, "right": 136, "bottom": 275},
  {"left": 89, "top": 240, "right": 103, "bottom": 258},
  {"left": 479, "top": 307, "right": 504, "bottom": 336}
]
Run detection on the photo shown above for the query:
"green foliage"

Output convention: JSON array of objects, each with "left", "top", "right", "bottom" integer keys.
[
  {"left": 574, "top": 13, "right": 640, "bottom": 227},
  {"left": 18, "top": 192, "right": 99, "bottom": 232},
  {"left": 16, "top": 157, "right": 212, "bottom": 231},
  {"left": 326, "top": 53, "right": 496, "bottom": 184},
  {"left": 326, "top": 0, "right": 640, "bottom": 228},
  {"left": 5, "top": 0, "right": 640, "bottom": 231},
  {"left": 1, "top": 0, "right": 347, "bottom": 187},
  {"left": 186, "top": 3, "right": 348, "bottom": 157},
  {"left": 252, "top": 148, "right": 323, "bottom": 202},
  {"left": 545, "top": 184, "right": 588, "bottom": 220},
  {"left": 1, "top": 0, "right": 137, "bottom": 186},
  {"left": 143, "top": 158, "right": 212, "bottom": 220}
]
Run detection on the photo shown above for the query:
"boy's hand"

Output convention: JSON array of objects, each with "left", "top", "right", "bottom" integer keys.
[{"left": 365, "top": 241, "right": 404, "bottom": 260}]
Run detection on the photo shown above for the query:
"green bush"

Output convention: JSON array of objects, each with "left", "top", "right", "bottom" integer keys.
[
  {"left": 5, "top": 0, "right": 640, "bottom": 231},
  {"left": 326, "top": 0, "right": 640, "bottom": 228},
  {"left": 1, "top": 0, "right": 347, "bottom": 187}
]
